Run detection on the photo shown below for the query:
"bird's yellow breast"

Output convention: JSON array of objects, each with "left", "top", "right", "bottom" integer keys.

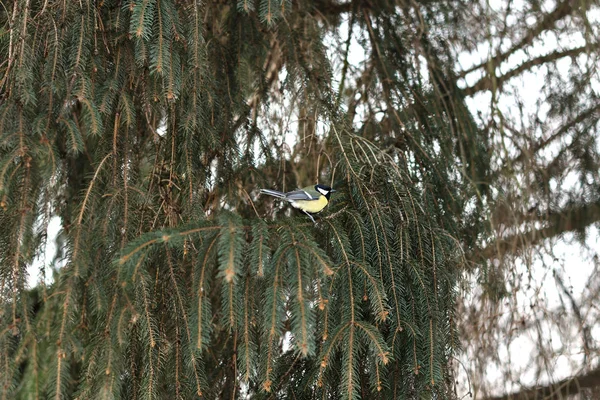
[{"left": 291, "top": 195, "right": 328, "bottom": 213}]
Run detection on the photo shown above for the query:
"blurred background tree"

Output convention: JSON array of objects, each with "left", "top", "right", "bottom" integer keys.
[
  {"left": 0, "top": 0, "right": 598, "bottom": 399},
  {"left": 454, "top": 0, "right": 600, "bottom": 398}
]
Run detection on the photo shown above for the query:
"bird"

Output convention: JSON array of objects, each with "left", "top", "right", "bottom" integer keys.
[{"left": 260, "top": 184, "right": 336, "bottom": 224}]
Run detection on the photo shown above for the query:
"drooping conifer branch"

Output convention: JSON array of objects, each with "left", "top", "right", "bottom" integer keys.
[{"left": 0, "top": 1, "right": 492, "bottom": 398}]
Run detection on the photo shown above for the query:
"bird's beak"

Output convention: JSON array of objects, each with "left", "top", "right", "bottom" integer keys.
[{"left": 330, "top": 189, "right": 337, "bottom": 193}]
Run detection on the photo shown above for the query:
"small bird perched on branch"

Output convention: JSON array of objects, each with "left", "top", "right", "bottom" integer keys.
[{"left": 260, "top": 184, "right": 336, "bottom": 224}]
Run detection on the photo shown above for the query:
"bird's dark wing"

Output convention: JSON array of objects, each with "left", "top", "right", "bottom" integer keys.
[{"left": 285, "top": 190, "right": 319, "bottom": 200}]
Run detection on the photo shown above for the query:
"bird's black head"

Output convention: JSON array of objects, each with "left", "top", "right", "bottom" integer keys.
[{"left": 315, "top": 184, "right": 336, "bottom": 200}]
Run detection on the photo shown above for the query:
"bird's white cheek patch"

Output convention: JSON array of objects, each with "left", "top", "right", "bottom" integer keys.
[{"left": 317, "top": 187, "right": 328, "bottom": 195}]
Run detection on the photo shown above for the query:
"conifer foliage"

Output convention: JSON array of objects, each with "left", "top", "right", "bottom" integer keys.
[{"left": 1, "top": 1, "right": 476, "bottom": 398}]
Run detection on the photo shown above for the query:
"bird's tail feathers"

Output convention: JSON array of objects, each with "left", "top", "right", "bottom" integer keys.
[{"left": 260, "top": 189, "right": 286, "bottom": 198}]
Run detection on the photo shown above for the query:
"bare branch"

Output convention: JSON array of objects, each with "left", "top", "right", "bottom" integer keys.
[
  {"left": 472, "top": 200, "right": 600, "bottom": 261},
  {"left": 483, "top": 367, "right": 600, "bottom": 400},
  {"left": 463, "top": 45, "right": 593, "bottom": 95},
  {"left": 492, "top": 102, "right": 600, "bottom": 179},
  {"left": 513, "top": 103, "right": 600, "bottom": 166},
  {"left": 555, "top": 272, "right": 593, "bottom": 363},
  {"left": 459, "top": 0, "right": 578, "bottom": 78}
]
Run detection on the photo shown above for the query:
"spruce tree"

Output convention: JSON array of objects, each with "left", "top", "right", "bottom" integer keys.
[{"left": 0, "top": 1, "right": 482, "bottom": 398}]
